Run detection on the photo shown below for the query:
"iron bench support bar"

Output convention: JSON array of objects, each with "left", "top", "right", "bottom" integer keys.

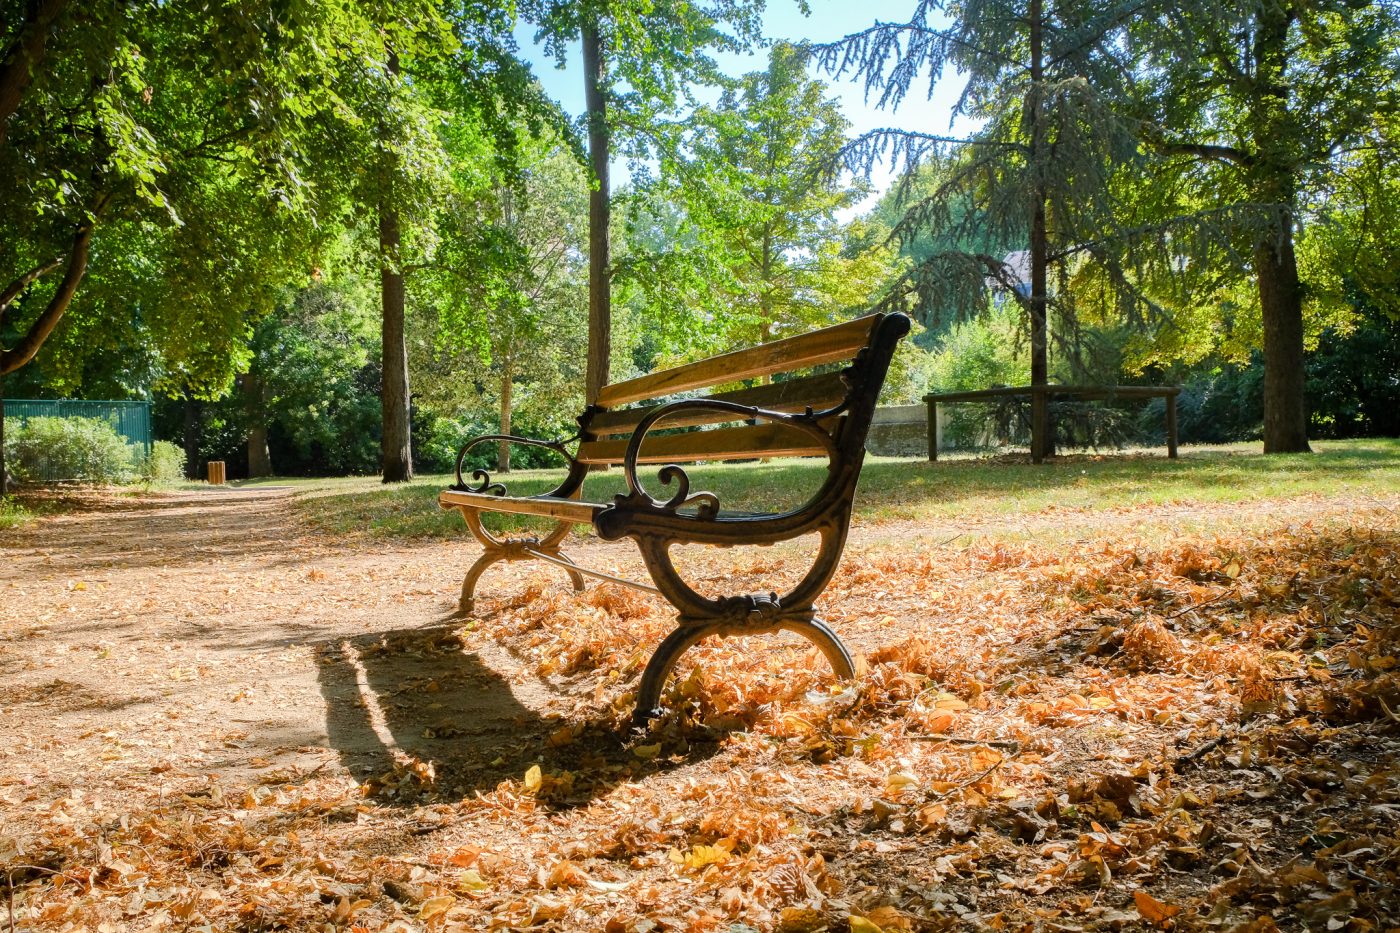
[{"left": 521, "top": 546, "right": 662, "bottom": 596}]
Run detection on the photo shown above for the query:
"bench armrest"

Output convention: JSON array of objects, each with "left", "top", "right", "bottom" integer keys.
[
  {"left": 452, "top": 433, "right": 579, "bottom": 497},
  {"left": 621, "top": 399, "right": 837, "bottom": 518}
]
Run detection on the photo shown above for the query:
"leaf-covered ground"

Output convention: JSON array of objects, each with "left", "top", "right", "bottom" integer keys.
[{"left": 2, "top": 455, "right": 1399, "bottom": 931}]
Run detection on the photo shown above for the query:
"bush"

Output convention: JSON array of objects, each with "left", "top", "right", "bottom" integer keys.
[
  {"left": 3, "top": 416, "right": 136, "bottom": 483},
  {"left": 138, "top": 440, "right": 186, "bottom": 484}
]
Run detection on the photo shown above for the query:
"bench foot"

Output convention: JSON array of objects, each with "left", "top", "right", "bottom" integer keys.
[{"left": 631, "top": 615, "right": 854, "bottom": 729}]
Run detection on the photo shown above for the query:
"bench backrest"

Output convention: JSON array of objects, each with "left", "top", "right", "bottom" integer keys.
[{"left": 576, "top": 313, "right": 910, "bottom": 465}]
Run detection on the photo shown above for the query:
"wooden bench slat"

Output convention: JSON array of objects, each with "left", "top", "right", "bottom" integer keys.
[
  {"left": 577, "top": 420, "right": 834, "bottom": 464},
  {"left": 440, "top": 490, "right": 601, "bottom": 524},
  {"left": 577, "top": 420, "right": 835, "bottom": 465},
  {"left": 594, "top": 315, "right": 879, "bottom": 409},
  {"left": 588, "top": 371, "right": 851, "bottom": 437}
]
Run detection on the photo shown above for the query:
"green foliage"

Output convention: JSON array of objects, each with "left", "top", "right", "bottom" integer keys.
[
  {"left": 0, "top": 496, "right": 31, "bottom": 530},
  {"left": 138, "top": 440, "right": 186, "bottom": 485},
  {"left": 3, "top": 416, "right": 135, "bottom": 484},
  {"left": 1306, "top": 299, "right": 1400, "bottom": 439},
  {"left": 1141, "top": 361, "right": 1264, "bottom": 446},
  {"left": 676, "top": 43, "right": 882, "bottom": 349},
  {"left": 815, "top": 0, "right": 1152, "bottom": 336},
  {"left": 925, "top": 307, "right": 1025, "bottom": 448},
  {"left": 413, "top": 142, "right": 589, "bottom": 453},
  {"left": 1119, "top": 0, "right": 1400, "bottom": 364}
]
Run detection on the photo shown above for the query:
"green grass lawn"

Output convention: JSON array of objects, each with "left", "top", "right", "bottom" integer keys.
[{"left": 243, "top": 437, "right": 1400, "bottom": 540}]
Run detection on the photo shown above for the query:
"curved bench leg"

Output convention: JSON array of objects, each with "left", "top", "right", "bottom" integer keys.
[
  {"left": 632, "top": 615, "right": 855, "bottom": 729},
  {"left": 451, "top": 505, "right": 587, "bottom": 615},
  {"left": 459, "top": 549, "right": 507, "bottom": 615}
]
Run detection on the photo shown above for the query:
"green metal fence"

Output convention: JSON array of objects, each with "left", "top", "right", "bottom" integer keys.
[{"left": 3, "top": 399, "right": 153, "bottom": 454}]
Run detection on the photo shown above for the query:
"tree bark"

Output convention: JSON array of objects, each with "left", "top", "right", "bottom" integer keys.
[
  {"left": 1, "top": 382, "right": 9, "bottom": 497},
  {"left": 498, "top": 354, "right": 512, "bottom": 473},
  {"left": 582, "top": 23, "right": 611, "bottom": 405},
  {"left": 1249, "top": 5, "right": 1311, "bottom": 454},
  {"left": 0, "top": 0, "right": 66, "bottom": 148},
  {"left": 378, "top": 50, "right": 412, "bottom": 483},
  {"left": 242, "top": 372, "right": 273, "bottom": 477},
  {"left": 1256, "top": 226, "right": 1310, "bottom": 452}
]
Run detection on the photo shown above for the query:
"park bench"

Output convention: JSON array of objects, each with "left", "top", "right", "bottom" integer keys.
[{"left": 439, "top": 311, "right": 911, "bottom": 725}]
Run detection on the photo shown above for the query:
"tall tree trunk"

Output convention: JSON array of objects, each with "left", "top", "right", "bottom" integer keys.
[
  {"left": 582, "top": 23, "right": 611, "bottom": 405},
  {"left": 1256, "top": 226, "right": 1311, "bottom": 452},
  {"left": 378, "top": 51, "right": 412, "bottom": 483},
  {"left": 243, "top": 372, "right": 273, "bottom": 477},
  {"left": 498, "top": 354, "right": 512, "bottom": 474},
  {"left": 182, "top": 394, "right": 201, "bottom": 480},
  {"left": 1250, "top": 5, "right": 1311, "bottom": 454},
  {"left": 1027, "top": 0, "right": 1051, "bottom": 463}
]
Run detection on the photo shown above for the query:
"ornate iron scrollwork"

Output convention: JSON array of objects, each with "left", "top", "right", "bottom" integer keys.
[
  {"left": 615, "top": 398, "right": 838, "bottom": 519},
  {"left": 451, "top": 433, "right": 577, "bottom": 494}
]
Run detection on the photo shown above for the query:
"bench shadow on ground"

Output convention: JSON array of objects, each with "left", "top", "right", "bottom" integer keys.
[{"left": 314, "top": 623, "right": 719, "bottom": 809}]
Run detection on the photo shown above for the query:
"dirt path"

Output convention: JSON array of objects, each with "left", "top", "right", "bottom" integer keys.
[{"left": 0, "top": 487, "right": 587, "bottom": 818}]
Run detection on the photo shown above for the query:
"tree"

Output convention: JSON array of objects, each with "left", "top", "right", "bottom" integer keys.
[
  {"left": 415, "top": 144, "right": 589, "bottom": 472},
  {"left": 1, "top": 1, "right": 394, "bottom": 492},
  {"left": 330, "top": 7, "right": 561, "bottom": 483},
  {"left": 1129, "top": 0, "right": 1400, "bottom": 452},
  {"left": 520, "top": 0, "right": 766, "bottom": 402},
  {"left": 815, "top": 0, "right": 1149, "bottom": 461},
  {"left": 687, "top": 43, "right": 878, "bottom": 350}
]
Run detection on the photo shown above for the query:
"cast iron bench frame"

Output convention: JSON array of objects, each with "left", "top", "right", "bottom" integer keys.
[{"left": 438, "top": 312, "right": 911, "bottom": 725}]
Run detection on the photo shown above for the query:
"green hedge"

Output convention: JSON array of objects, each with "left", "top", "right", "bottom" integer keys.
[{"left": 2, "top": 416, "right": 185, "bottom": 485}]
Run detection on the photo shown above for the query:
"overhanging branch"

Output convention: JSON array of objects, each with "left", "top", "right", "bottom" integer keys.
[{"left": 0, "top": 255, "right": 64, "bottom": 317}]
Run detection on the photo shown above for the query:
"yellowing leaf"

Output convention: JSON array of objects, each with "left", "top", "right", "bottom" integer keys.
[
  {"left": 457, "top": 869, "right": 488, "bottom": 893},
  {"left": 682, "top": 844, "right": 731, "bottom": 869},
  {"left": 885, "top": 770, "right": 920, "bottom": 795},
  {"left": 418, "top": 895, "right": 455, "bottom": 920},
  {"left": 523, "top": 764, "right": 542, "bottom": 794},
  {"left": 632, "top": 743, "right": 662, "bottom": 760},
  {"left": 849, "top": 916, "right": 885, "bottom": 933}
]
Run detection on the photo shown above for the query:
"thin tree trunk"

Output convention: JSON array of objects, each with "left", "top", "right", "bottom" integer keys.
[
  {"left": 1257, "top": 226, "right": 1311, "bottom": 452},
  {"left": 0, "top": 216, "right": 96, "bottom": 376},
  {"left": 1027, "top": 0, "right": 1051, "bottom": 463},
  {"left": 183, "top": 394, "right": 201, "bottom": 480},
  {"left": 379, "top": 50, "right": 412, "bottom": 483},
  {"left": 498, "top": 354, "right": 512, "bottom": 473},
  {"left": 243, "top": 372, "right": 273, "bottom": 477},
  {"left": 582, "top": 23, "right": 611, "bottom": 406},
  {"left": 1, "top": 381, "right": 8, "bottom": 497}
]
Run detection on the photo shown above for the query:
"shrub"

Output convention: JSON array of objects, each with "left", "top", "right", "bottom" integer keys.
[
  {"left": 0, "top": 497, "right": 31, "bottom": 530},
  {"left": 3, "top": 416, "right": 136, "bottom": 484},
  {"left": 138, "top": 440, "right": 187, "bottom": 484}
]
